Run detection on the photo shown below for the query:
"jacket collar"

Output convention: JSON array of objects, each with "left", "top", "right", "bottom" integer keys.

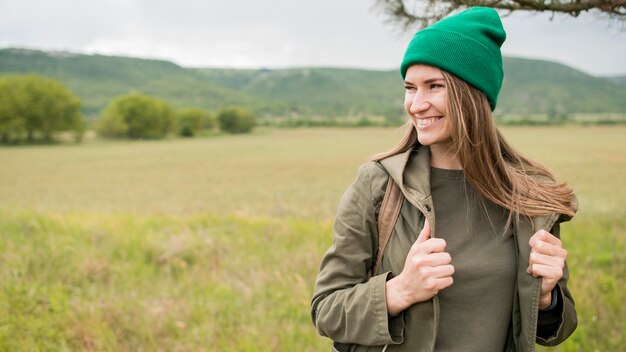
[
  {"left": 379, "top": 145, "right": 559, "bottom": 233},
  {"left": 379, "top": 146, "right": 431, "bottom": 204}
]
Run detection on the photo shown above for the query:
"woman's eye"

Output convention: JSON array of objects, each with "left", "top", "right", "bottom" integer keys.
[
  {"left": 404, "top": 85, "right": 416, "bottom": 91},
  {"left": 430, "top": 83, "right": 444, "bottom": 89}
]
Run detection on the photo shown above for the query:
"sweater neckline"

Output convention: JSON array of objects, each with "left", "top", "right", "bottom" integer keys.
[{"left": 430, "top": 166, "right": 464, "bottom": 180}]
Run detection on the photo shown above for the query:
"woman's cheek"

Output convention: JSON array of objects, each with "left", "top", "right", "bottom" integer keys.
[{"left": 403, "top": 97, "right": 411, "bottom": 113}]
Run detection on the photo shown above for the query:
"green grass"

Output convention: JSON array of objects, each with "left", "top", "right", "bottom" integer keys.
[
  {"left": 1, "top": 126, "right": 625, "bottom": 351},
  {"left": 0, "top": 211, "right": 331, "bottom": 351}
]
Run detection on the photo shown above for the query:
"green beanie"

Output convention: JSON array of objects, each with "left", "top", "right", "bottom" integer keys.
[{"left": 400, "top": 7, "right": 506, "bottom": 110}]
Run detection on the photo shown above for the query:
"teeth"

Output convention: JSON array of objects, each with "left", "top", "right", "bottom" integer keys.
[{"left": 417, "top": 117, "right": 440, "bottom": 127}]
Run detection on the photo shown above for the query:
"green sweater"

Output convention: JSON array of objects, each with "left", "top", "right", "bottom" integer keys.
[{"left": 430, "top": 167, "right": 515, "bottom": 351}]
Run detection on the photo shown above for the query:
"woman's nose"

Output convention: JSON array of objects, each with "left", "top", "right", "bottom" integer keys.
[{"left": 410, "top": 95, "right": 430, "bottom": 114}]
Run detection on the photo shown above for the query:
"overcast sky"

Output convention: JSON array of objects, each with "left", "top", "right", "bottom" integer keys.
[{"left": 1, "top": 0, "right": 625, "bottom": 76}]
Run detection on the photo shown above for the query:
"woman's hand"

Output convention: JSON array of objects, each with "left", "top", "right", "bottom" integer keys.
[
  {"left": 528, "top": 229, "right": 568, "bottom": 310},
  {"left": 385, "top": 219, "right": 455, "bottom": 315}
]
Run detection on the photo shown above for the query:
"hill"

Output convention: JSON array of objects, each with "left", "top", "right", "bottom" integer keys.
[
  {"left": 0, "top": 48, "right": 281, "bottom": 116},
  {"left": 196, "top": 59, "right": 626, "bottom": 116},
  {"left": 193, "top": 67, "right": 405, "bottom": 118},
  {"left": 499, "top": 58, "right": 626, "bottom": 114},
  {"left": 1, "top": 48, "right": 625, "bottom": 117},
  {"left": 606, "top": 75, "right": 626, "bottom": 86}
]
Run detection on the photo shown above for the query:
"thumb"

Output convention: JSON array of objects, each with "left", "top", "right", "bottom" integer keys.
[{"left": 416, "top": 219, "right": 431, "bottom": 244}]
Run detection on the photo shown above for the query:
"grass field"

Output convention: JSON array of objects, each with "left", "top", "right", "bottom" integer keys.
[{"left": 0, "top": 126, "right": 624, "bottom": 351}]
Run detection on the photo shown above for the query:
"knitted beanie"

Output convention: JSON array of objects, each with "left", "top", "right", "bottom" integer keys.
[{"left": 400, "top": 7, "right": 506, "bottom": 110}]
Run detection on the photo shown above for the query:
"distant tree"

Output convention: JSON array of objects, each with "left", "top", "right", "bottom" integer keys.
[
  {"left": 202, "top": 111, "right": 217, "bottom": 130},
  {"left": 176, "top": 108, "right": 215, "bottom": 137},
  {"left": 0, "top": 74, "right": 83, "bottom": 143},
  {"left": 375, "top": 0, "right": 626, "bottom": 30},
  {"left": 217, "top": 107, "right": 256, "bottom": 134},
  {"left": 547, "top": 104, "right": 571, "bottom": 124},
  {"left": 356, "top": 117, "right": 374, "bottom": 127},
  {"left": 0, "top": 78, "right": 25, "bottom": 143},
  {"left": 96, "top": 109, "right": 128, "bottom": 138},
  {"left": 382, "top": 106, "right": 406, "bottom": 126},
  {"left": 98, "top": 93, "right": 173, "bottom": 139}
]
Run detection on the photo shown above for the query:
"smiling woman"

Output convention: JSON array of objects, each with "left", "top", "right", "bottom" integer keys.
[{"left": 312, "top": 7, "right": 578, "bottom": 352}]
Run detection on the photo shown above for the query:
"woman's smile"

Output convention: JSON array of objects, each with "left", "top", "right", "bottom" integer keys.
[{"left": 415, "top": 116, "right": 443, "bottom": 128}]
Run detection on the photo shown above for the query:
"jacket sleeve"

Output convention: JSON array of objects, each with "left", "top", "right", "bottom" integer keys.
[
  {"left": 311, "top": 163, "right": 405, "bottom": 346},
  {"left": 536, "top": 222, "right": 578, "bottom": 345}
]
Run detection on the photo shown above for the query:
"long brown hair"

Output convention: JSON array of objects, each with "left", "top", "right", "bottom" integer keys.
[{"left": 372, "top": 71, "right": 577, "bottom": 219}]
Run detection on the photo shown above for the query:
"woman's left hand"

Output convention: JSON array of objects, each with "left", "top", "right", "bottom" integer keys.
[{"left": 528, "top": 229, "right": 568, "bottom": 310}]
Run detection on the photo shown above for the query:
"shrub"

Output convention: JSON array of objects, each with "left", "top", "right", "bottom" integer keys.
[
  {"left": 176, "top": 108, "right": 215, "bottom": 137},
  {"left": 98, "top": 93, "right": 173, "bottom": 139},
  {"left": 217, "top": 107, "right": 255, "bottom": 134}
]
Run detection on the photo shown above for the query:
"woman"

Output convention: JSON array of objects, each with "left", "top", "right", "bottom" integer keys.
[{"left": 311, "top": 7, "right": 577, "bottom": 352}]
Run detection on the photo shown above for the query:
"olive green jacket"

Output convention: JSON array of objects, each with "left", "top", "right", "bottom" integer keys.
[{"left": 311, "top": 147, "right": 577, "bottom": 352}]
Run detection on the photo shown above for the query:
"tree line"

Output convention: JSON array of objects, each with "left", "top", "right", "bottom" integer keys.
[{"left": 0, "top": 74, "right": 256, "bottom": 144}]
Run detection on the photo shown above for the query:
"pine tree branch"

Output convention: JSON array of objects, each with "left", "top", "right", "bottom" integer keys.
[{"left": 375, "top": 0, "right": 626, "bottom": 29}]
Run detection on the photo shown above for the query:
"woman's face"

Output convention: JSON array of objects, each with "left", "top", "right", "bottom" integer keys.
[{"left": 403, "top": 64, "right": 451, "bottom": 149}]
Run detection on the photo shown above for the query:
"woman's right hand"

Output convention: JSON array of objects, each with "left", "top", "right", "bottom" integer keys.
[{"left": 385, "top": 219, "right": 455, "bottom": 315}]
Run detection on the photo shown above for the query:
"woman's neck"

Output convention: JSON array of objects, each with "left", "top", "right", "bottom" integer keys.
[{"left": 429, "top": 144, "right": 462, "bottom": 170}]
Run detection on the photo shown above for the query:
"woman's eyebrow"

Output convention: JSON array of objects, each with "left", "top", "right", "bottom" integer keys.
[
  {"left": 404, "top": 77, "right": 445, "bottom": 85},
  {"left": 424, "top": 77, "right": 445, "bottom": 83}
]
